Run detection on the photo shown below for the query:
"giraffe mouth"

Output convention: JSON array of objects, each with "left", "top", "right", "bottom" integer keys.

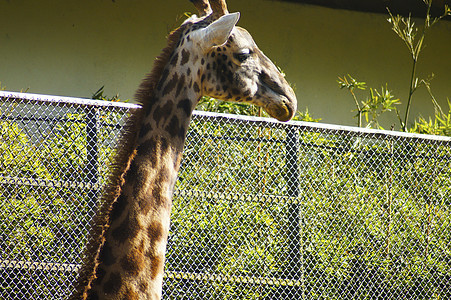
[
  {"left": 260, "top": 82, "right": 297, "bottom": 122},
  {"left": 257, "top": 71, "right": 297, "bottom": 122}
]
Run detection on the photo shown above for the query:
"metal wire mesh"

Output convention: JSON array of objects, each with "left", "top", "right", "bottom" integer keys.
[{"left": 1, "top": 91, "right": 450, "bottom": 300}]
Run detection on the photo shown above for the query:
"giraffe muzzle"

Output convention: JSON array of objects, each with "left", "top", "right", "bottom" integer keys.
[{"left": 259, "top": 73, "right": 297, "bottom": 122}]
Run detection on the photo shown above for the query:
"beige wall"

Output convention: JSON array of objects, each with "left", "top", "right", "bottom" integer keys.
[{"left": 1, "top": 0, "right": 450, "bottom": 127}]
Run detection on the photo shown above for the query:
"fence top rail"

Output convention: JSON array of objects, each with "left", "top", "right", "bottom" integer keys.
[
  {"left": 292, "top": 119, "right": 451, "bottom": 143},
  {"left": 2, "top": 90, "right": 450, "bottom": 143},
  {"left": 193, "top": 111, "right": 451, "bottom": 143},
  {"left": 0, "top": 90, "right": 141, "bottom": 110}
]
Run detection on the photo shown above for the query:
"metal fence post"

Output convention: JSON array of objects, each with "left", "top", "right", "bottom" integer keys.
[{"left": 284, "top": 126, "right": 304, "bottom": 299}]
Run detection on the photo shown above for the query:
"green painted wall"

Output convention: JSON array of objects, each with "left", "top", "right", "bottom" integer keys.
[{"left": 1, "top": 0, "right": 450, "bottom": 127}]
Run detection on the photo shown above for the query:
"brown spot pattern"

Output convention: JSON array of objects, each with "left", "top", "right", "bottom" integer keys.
[
  {"left": 180, "top": 48, "right": 190, "bottom": 65},
  {"left": 170, "top": 52, "right": 178, "bottom": 66},
  {"left": 176, "top": 74, "right": 185, "bottom": 97},
  {"left": 178, "top": 125, "right": 187, "bottom": 140},
  {"left": 147, "top": 221, "right": 164, "bottom": 241},
  {"left": 165, "top": 115, "right": 180, "bottom": 137},
  {"left": 120, "top": 251, "right": 144, "bottom": 276},
  {"left": 138, "top": 122, "right": 152, "bottom": 139},
  {"left": 144, "top": 96, "right": 157, "bottom": 115},
  {"left": 193, "top": 82, "right": 200, "bottom": 93},
  {"left": 103, "top": 272, "right": 122, "bottom": 295},
  {"left": 111, "top": 212, "right": 141, "bottom": 243},
  {"left": 111, "top": 194, "right": 128, "bottom": 221},
  {"left": 95, "top": 266, "right": 107, "bottom": 285},
  {"left": 177, "top": 99, "right": 192, "bottom": 116},
  {"left": 138, "top": 189, "right": 153, "bottom": 216},
  {"left": 156, "top": 69, "right": 169, "bottom": 91},
  {"left": 160, "top": 137, "right": 169, "bottom": 154},
  {"left": 153, "top": 101, "right": 174, "bottom": 126},
  {"left": 136, "top": 137, "right": 158, "bottom": 166},
  {"left": 148, "top": 255, "right": 165, "bottom": 280},
  {"left": 151, "top": 184, "right": 163, "bottom": 207},
  {"left": 99, "top": 241, "right": 116, "bottom": 266},
  {"left": 87, "top": 290, "right": 99, "bottom": 300},
  {"left": 162, "top": 73, "right": 178, "bottom": 96}
]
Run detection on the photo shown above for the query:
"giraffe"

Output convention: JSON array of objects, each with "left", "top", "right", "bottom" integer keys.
[{"left": 70, "top": 0, "right": 297, "bottom": 299}]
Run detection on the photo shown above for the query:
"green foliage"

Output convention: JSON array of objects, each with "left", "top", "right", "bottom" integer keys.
[
  {"left": 387, "top": 1, "right": 450, "bottom": 62},
  {"left": 166, "top": 117, "right": 293, "bottom": 299},
  {"left": 338, "top": 74, "right": 366, "bottom": 127},
  {"left": 338, "top": 75, "right": 401, "bottom": 129},
  {"left": 165, "top": 116, "right": 451, "bottom": 299},
  {"left": 0, "top": 83, "right": 29, "bottom": 93},
  {"left": 411, "top": 99, "right": 451, "bottom": 136},
  {"left": 292, "top": 107, "right": 321, "bottom": 122},
  {"left": 0, "top": 120, "right": 56, "bottom": 261},
  {"left": 196, "top": 96, "right": 263, "bottom": 116},
  {"left": 340, "top": 0, "right": 450, "bottom": 136},
  {"left": 91, "top": 85, "right": 128, "bottom": 102},
  {"left": 0, "top": 97, "right": 124, "bottom": 297},
  {"left": 282, "top": 130, "right": 451, "bottom": 299},
  {"left": 362, "top": 86, "right": 401, "bottom": 129},
  {"left": 196, "top": 96, "right": 319, "bottom": 122},
  {"left": 387, "top": 0, "right": 450, "bottom": 131},
  {"left": 1, "top": 117, "right": 82, "bottom": 261},
  {"left": 389, "top": 0, "right": 450, "bottom": 132}
]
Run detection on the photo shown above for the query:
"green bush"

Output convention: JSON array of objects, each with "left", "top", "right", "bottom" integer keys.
[{"left": 0, "top": 98, "right": 123, "bottom": 298}]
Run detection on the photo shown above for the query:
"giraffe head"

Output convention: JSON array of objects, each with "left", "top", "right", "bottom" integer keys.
[{"left": 184, "top": 0, "right": 297, "bottom": 122}]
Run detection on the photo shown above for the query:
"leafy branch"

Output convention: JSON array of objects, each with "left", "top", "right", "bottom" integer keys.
[
  {"left": 338, "top": 75, "right": 366, "bottom": 128},
  {"left": 338, "top": 75, "right": 400, "bottom": 129},
  {"left": 387, "top": 0, "right": 451, "bottom": 131}
]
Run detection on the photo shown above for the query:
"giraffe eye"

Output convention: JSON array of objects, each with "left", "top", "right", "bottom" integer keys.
[{"left": 234, "top": 49, "right": 252, "bottom": 63}]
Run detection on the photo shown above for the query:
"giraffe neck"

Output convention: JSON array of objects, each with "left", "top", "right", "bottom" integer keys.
[
  {"left": 88, "top": 57, "right": 201, "bottom": 299},
  {"left": 89, "top": 136, "right": 179, "bottom": 299}
]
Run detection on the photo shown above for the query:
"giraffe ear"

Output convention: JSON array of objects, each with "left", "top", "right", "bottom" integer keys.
[{"left": 193, "top": 12, "right": 240, "bottom": 52}]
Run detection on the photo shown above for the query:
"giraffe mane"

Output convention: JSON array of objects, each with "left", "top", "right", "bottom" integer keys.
[{"left": 70, "top": 23, "right": 188, "bottom": 300}]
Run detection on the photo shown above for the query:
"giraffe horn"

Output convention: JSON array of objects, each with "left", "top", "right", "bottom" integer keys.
[
  {"left": 209, "top": 0, "right": 229, "bottom": 17},
  {"left": 189, "top": 0, "right": 212, "bottom": 17}
]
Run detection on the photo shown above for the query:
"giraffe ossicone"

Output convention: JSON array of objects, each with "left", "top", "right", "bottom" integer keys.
[{"left": 70, "top": 0, "right": 297, "bottom": 299}]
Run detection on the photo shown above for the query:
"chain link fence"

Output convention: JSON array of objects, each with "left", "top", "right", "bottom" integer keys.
[{"left": 1, "top": 91, "right": 450, "bottom": 299}]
